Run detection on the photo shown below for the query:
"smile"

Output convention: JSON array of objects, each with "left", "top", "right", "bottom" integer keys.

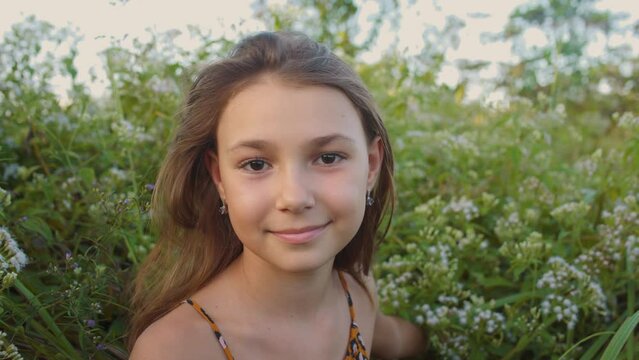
[{"left": 269, "top": 222, "right": 331, "bottom": 245}]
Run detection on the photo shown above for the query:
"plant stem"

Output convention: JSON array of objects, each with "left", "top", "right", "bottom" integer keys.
[
  {"left": 105, "top": 50, "right": 125, "bottom": 120},
  {"left": 628, "top": 253, "right": 635, "bottom": 360},
  {"left": 502, "top": 318, "right": 553, "bottom": 360},
  {"left": 14, "top": 279, "right": 82, "bottom": 360},
  {"left": 567, "top": 327, "right": 574, "bottom": 348},
  {"left": 29, "top": 123, "right": 51, "bottom": 176},
  {"left": 121, "top": 231, "right": 139, "bottom": 265}
]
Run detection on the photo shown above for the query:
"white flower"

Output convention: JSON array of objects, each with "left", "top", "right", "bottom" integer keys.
[
  {"left": 111, "top": 118, "right": 153, "bottom": 143},
  {"left": 537, "top": 257, "right": 607, "bottom": 318},
  {"left": 0, "top": 330, "right": 24, "bottom": 360},
  {"left": 149, "top": 75, "right": 178, "bottom": 94},
  {"left": 0, "top": 227, "right": 28, "bottom": 272},
  {"left": 540, "top": 294, "right": 579, "bottom": 329},
  {"left": 443, "top": 197, "right": 479, "bottom": 221},
  {"left": 0, "top": 186, "right": 10, "bottom": 208},
  {"left": 109, "top": 167, "right": 128, "bottom": 180},
  {"left": 550, "top": 201, "right": 590, "bottom": 225},
  {"left": 2, "top": 271, "right": 17, "bottom": 289},
  {"left": 617, "top": 112, "right": 639, "bottom": 131}
]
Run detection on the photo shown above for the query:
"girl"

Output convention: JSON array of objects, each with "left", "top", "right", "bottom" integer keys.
[{"left": 128, "top": 31, "right": 426, "bottom": 359}]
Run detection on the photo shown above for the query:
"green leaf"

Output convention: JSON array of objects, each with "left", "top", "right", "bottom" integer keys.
[
  {"left": 20, "top": 216, "right": 53, "bottom": 242},
  {"left": 78, "top": 167, "right": 95, "bottom": 186},
  {"left": 558, "top": 331, "right": 615, "bottom": 360},
  {"left": 600, "top": 309, "right": 639, "bottom": 360},
  {"left": 471, "top": 272, "right": 513, "bottom": 289}
]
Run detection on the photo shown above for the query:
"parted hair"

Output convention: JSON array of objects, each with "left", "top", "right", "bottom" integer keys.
[{"left": 127, "top": 31, "right": 395, "bottom": 350}]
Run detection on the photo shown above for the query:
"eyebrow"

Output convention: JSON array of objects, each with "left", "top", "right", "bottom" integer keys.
[{"left": 227, "top": 134, "right": 356, "bottom": 152}]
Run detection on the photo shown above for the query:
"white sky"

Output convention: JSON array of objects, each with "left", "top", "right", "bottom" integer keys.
[{"left": 1, "top": 0, "right": 638, "bottom": 103}]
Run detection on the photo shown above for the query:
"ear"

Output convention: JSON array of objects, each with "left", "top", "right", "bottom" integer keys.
[
  {"left": 205, "top": 150, "right": 226, "bottom": 200},
  {"left": 366, "top": 136, "right": 384, "bottom": 191}
]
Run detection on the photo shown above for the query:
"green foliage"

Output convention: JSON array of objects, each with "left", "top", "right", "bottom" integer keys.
[
  {"left": 499, "top": 0, "right": 638, "bottom": 118},
  {"left": 0, "top": 16, "right": 188, "bottom": 359},
  {"left": 374, "top": 92, "right": 639, "bottom": 358},
  {"left": 1, "top": 2, "right": 639, "bottom": 358},
  {"left": 253, "top": 0, "right": 400, "bottom": 59}
]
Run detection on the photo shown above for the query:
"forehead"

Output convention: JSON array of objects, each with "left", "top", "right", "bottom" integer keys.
[{"left": 217, "top": 77, "right": 367, "bottom": 149}]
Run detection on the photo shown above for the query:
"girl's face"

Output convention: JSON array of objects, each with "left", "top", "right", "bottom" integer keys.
[{"left": 208, "top": 76, "right": 382, "bottom": 274}]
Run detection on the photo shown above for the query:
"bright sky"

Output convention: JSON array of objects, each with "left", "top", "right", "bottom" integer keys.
[{"left": 2, "top": 0, "right": 638, "bottom": 103}]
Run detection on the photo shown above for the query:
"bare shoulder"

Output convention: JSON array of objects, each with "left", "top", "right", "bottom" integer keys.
[
  {"left": 341, "top": 270, "right": 379, "bottom": 312},
  {"left": 129, "top": 302, "right": 227, "bottom": 360}
]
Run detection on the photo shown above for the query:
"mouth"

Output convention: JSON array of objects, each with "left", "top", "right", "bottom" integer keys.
[{"left": 269, "top": 222, "right": 331, "bottom": 244}]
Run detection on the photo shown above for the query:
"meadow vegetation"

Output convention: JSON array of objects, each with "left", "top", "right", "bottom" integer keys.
[{"left": 1, "top": 1, "right": 638, "bottom": 358}]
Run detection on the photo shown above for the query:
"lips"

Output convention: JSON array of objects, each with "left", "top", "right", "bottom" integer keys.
[{"left": 269, "top": 222, "right": 330, "bottom": 244}]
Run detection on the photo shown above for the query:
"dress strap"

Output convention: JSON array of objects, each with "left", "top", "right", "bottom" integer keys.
[
  {"left": 337, "top": 271, "right": 369, "bottom": 359},
  {"left": 183, "top": 298, "right": 235, "bottom": 360},
  {"left": 337, "top": 270, "right": 357, "bottom": 322},
  {"left": 184, "top": 273, "right": 368, "bottom": 360}
]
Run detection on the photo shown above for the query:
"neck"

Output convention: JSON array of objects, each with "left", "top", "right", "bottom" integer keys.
[{"left": 230, "top": 251, "right": 339, "bottom": 322}]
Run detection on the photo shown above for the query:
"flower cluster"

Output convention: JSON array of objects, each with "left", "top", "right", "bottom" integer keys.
[
  {"left": 111, "top": 118, "right": 153, "bottom": 144},
  {"left": 0, "top": 189, "right": 26, "bottom": 292},
  {"left": 550, "top": 201, "right": 591, "bottom": 228},
  {"left": 574, "top": 148, "right": 602, "bottom": 178},
  {"left": 495, "top": 209, "right": 525, "bottom": 242},
  {"left": 541, "top": 294, "right": 579, "bottom": 329},
  {"left": 499, "top": 231, "right": 549, "bottom": 277},
  {"left": 477, "top": 192, "right": 500, "bottom": 214},
  {"left": 0, "top": 331, "right": 23, "bottom": 360},
  {"left": 601, "top": 194, "right": 639, "bottom": 231},
  {"left": 435, "top": 334, "right": 468, "bottom": 360},
  {"left": 472, "top": 307, "right": 506, "bottom": 335},
  {"left": 574, "top": 247, "right": 616, "bottom": 277},
  {"left": 414, "top": 196, "right": 448, "bottom": 226},
  {"left": 517, "top": 177, "right": 555, "bottom": 206},
  {"left": 616, "top": 112, "right": 639, "bottom": 131},
  {"left": 0, "top": 227, "right": 28, "bottom": 274},
  {"left": 455, "top": 227, "right": 489, "bottom": 253},
  {"left": 442, "top": 196, "right": 479, "bottom": 221},
  {"left": 376, "top": 259, "right": 412, "bottom": 308},
  {"left": 377, "top": 231, "right": 464, "bottom": 308},
  {"left": 42, "top": 113, "right": 75, "bottom": 131},
  {"left": 597, "top": 194, "right": 639, "bottom": 270},
  {"left": 536, "top": 256, "right": 608, "bottom": 318},
  {"left": 413, "top": 294, "right": 506, "bottom": 359},
  {"left": 536, "top": 257, "right": 583, "bottom": 290},
  {"left": 626, "top": 235, "right": 639, "bottom": 264},
  {"left": 442, "top": 133, "right": 479, "bottom": 155},
  {"left": 148, "top": 75, "right": 179, "bottom": 94},
  {"left": 0, "top": 187, "right": 10, "bottom": 209}
]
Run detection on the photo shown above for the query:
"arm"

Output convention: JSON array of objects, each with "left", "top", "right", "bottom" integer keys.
[
  {"left": 371, "top": 312, "right": 428, "bottom": 359},
  {"left": 362, "top": 273, "right": 428, "bottom": 359}
]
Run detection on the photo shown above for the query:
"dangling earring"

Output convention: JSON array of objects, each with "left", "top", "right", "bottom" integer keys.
[
  {"left": 366, "top": 190, "right": 374, "bottom": 206},
  {"left": 219, "top": 199, "right": 227, "bottom": 215}
]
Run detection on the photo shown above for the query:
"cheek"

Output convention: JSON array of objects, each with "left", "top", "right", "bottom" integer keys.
[
  {"left": 321, "top": 169, "right": 368, "bottom": 220},
  {"left": 222, "top": 177, "right": 272, "bottom": 233}
]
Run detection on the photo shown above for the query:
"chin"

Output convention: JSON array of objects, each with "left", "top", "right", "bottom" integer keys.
[{"left": 273, "top": 255, "right": 335, "bottom": 274}]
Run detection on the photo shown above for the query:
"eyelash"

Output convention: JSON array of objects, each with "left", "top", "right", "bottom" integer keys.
[{"left": 238, "top": 152, "right": 347, "bottom": 172}]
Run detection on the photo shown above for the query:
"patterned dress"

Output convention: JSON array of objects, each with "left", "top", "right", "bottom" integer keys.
[{"left": 183, "top": 271, "right": 369, "bottom": 359}]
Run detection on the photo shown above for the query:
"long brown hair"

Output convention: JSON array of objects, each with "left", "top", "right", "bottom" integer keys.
[{"left": 127, "top": 31, "right": 395, "bottom": 350}]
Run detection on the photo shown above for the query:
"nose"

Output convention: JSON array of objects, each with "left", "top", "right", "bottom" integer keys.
[{"left": 275, "top": 166, "right": 315, "bottom": 213}]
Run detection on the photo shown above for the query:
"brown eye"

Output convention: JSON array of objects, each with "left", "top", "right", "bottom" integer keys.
[
  {"left": 323, "top": 154, "right": 337, "bottom": 164},
  {"left": 248, "top": 160, "right": 266, "bottom": 171},
  {"left": 240, "top": 159, "right": 269, "bottom": 172},
  {"left": 317, "top": 153, "right": 344, "bottom": 165}
]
